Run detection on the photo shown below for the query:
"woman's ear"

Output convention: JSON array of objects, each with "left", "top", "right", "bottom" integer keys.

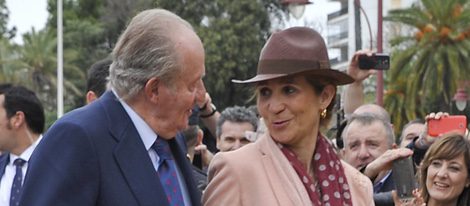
[{"left": 319, "top": 85, "right": 336, "bottom": 109}]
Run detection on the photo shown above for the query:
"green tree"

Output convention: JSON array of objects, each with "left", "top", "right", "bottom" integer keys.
[
  {"left": 384, "top": 0, "right": 470, "bottom": 130},
  {"left": 45, "top": 0, "right": 154, "bottom": 107},
  {"left": 18, "top": 29, "right": 84, "bottom": 126},
  {"left": 0, "top": 0, "right": 15, "bottom": 39},
  {"left": 154, "top": 0, "right": 283, "bottom": 109}
]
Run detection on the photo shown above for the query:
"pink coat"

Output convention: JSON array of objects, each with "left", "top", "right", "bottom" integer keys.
[{"left": 203, "top": 134, "right": 374, "bottom": 206}]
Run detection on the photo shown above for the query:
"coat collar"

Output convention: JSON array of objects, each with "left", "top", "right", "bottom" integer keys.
[
  {"left": 0, "top": 153, "right": 9, "bottom": 178},
  {"left": 255, "top": 134, "right": 312, "bottom": 206},
  {"left": 97, "top": 91, "right": 201, "bottom": 206},
  {"left": 97, "top": 91, "right": 168, "bottom": 205}
]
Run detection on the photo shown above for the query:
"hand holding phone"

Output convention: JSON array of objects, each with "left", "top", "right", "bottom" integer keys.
[
  {"left": 392, "top": 157, "right": 417, "bottom": 202},
  {"left": 427, "top": 115, "right": 467, "bottom": 137},
  {"left": 358, "top": 53, "right": 390, "bottom": 70}
]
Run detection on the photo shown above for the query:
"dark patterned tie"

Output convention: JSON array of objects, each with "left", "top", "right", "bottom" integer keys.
[
  {"left": 10, "top": 158, "right": 26, "bottom": 206},
  {"left": 152, "top": 139, "right": 185, "bottom": 206}
]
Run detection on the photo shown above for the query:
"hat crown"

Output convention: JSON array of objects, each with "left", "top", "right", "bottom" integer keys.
[
  {"left": 260, "top": 27, "right": 329, "bottom": 63},
  {"left": 232, "top": 27, "right": 354, "bottom": 85}
]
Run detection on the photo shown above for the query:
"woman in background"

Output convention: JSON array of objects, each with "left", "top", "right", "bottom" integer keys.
[{"left": 418, "top": 133, "right": 470, "bottom": 206}]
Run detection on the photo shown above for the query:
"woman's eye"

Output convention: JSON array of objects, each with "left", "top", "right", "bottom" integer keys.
[
  {"left": 431, "top": 160, "right": 442, "bottom": 167},
  {"left": 282, "top": 86, "right": 296, "bottom": 94},
  {"left": 449, "top": 166, "right": 460, "bottom": 172},
  {"left": 258, "top": 88, "right": 271, "bottom": 97}
]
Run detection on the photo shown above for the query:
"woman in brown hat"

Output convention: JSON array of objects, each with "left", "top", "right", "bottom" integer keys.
[{"left": 202, "top": 27, "right": 374, "bottom": 206}]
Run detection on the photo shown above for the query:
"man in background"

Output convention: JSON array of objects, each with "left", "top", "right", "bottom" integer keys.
[
  {"left": 216, "top": 106, "right": 258, "bottom": 152},
  {"left": 0, "top": 85, "right": 44, "bottom": 206},
  {"left": 85, "top": 58, "right": 111, "bottom": 104}
]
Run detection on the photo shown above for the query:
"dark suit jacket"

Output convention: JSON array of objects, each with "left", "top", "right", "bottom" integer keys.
[
  {"left": 0, "top": 153, "right": 8, "bottom": 178},
  {"left": 18, "top": 91, "right": 201, "bottom": 206},
  {"left": 374, "top": 172, "right": 395, "bottom": 206}
]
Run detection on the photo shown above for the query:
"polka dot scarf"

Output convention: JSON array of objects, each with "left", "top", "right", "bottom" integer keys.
[{"left": 278, "top": 134, "right": 353, "bottom": 206}]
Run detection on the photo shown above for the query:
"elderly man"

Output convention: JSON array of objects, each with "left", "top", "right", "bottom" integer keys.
[
  {"left": 0, "top": 86, "right": 44, "bottom": 206},
  {"left": 19, "top": 9, "right": 206, "bottom": 206}
]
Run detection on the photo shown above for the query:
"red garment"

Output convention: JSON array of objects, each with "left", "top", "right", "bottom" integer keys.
[{"left": 279, "top": 134, "right": 353, "bottom": 206}]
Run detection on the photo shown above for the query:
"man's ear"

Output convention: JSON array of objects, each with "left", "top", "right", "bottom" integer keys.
[
  {"left": 144, "top": 77, "right": 160, "bottom": 103},
  {"left": 319, "top": 85, "right": 336, "bottom": 109},
  {"left": 86, "top": 91, "right": 98, "bottom": 104},
  {"left": 10, "top": 111, "right": 25, "bottom": 129}
]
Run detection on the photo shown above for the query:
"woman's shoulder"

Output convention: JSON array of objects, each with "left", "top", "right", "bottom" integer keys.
[
  {"left": 341, "top": 160, "right": 375, "bottom": 205},
  {"left": 341, "top": 160, "right": 371, "bottom": 185}
]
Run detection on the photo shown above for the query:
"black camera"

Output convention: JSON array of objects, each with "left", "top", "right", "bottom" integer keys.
[{"left": 358, "top": 53, "right": 390, "bottom": 70}]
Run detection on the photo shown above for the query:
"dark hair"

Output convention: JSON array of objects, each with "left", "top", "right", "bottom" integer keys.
[
  {"left": 305, "top": 75, "right": 336, "bottom": 128},
  {"left": 399, "top": 119, "right": 425, "bottom": 143},
  {"left": 1, "top": 86, "right": 45, "bottom": 134},
  {"left": 87, "top": 58, "right": 112, "bottom": 97},
  {"left": 0, "top": 83, "right": 12, "bottom": 92},
  {"left": 216, "top": 106, "right": 258, "bottom": 138},
  {"left": 419, "top": 134, "right": 470, "bottom": 206}
]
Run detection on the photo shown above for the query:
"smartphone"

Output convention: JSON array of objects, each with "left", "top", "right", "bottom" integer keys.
[
  {"left": 392, "top": 157, "right": 417, "bottom": 202},
  {"left": 427, "top": 115, "right": 467, "bottom": 137},
  {"left": 358, "top": 53, "right": 390, "bottom": 70}
]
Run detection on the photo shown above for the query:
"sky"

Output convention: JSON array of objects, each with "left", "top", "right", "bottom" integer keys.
[
  {"left": 4, "top": 0, "right": 337, "bottom": 44},
  {"left": 6, "top": 0, "right": 48, "bottom": 44}
]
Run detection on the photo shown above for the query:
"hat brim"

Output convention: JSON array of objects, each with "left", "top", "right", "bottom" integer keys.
[{"left": 232, "top": 69, "right": 354, "bottom": 85}]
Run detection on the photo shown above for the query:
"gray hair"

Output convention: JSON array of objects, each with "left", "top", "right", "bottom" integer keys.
[
  {"left": 353, "top": 103, "right": 391, "bottom": 123},
  {"left": 343, "top": 113, "right": 395, "bottom": 147},
  {"left": 216, "top": 106, "right": 259, "bottom": 138},
  {"left": 109, "top": 9, "right": 193, "bottom": 100}
]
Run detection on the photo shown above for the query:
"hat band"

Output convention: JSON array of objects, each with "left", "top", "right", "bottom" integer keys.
[{"left": 258, "top": 59, "right": 330, "bottom": 74}]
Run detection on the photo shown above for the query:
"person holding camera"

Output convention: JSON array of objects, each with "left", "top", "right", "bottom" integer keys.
[{"left": 406, "top": 112, "right": 467, "bottom": 166}]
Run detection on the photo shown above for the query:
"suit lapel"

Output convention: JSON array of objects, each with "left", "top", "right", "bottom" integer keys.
[
  {"left": 256, "top": 135, "right": 311, "bottom": 206},
  {"left": 0, "top": 153, "right": 9, "bottom": 178},
  {"left": 100, "top": 91, "right": 169, "bottom": 206}
]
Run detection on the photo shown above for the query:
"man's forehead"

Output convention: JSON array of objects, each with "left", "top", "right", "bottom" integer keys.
[{"left": 346, "top": 122, "right": 387, "bottom": 140}]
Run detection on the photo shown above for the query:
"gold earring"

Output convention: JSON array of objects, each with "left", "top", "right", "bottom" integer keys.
[{"left": 320, "top": 109, "right": 327, "bottom": 119}]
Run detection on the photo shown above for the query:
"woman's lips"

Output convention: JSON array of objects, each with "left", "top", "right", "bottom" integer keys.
[{"left": 272, "top": 119, "right": 289, "bottom": 129}]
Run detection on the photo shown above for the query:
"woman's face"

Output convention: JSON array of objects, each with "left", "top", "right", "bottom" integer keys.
[
  {"left": 426, "top": 154, "right": 470, "bottom": 205},
  {"left": 256, "top": 75, "right": 332, "bottom": 147}
]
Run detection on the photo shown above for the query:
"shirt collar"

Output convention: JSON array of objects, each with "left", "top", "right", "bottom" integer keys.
[
  {"left": 9, "top": 134, "right": 43, "bottom": 164},
  {"left": 112, "top": 89, "right": 158, "bottom": 151}
]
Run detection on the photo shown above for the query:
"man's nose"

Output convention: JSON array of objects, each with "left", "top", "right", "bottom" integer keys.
[
  {"left": 232, "top": 140, "right": 242, "bottom": 150},
  {"left": 357, "top": 146, "right": 371, "bottom": 159}
]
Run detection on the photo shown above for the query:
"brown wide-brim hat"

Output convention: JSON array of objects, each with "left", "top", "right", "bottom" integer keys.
[{"left": 232, "top": 27, "right": 354, "bottom": 85}]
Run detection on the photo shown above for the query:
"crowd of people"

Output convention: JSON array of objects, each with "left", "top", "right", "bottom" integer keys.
[{"left": 0, "top": 8, "right": 468, "bottom": 206}]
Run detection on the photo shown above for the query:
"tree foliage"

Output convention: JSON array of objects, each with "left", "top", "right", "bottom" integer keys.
[
  {"left": 0, "top": 0, "right": 284, "bottom": 126},
  {"left": 154, "top": 0, "right": 283, "bottom": 109},
  {"left": 384, "top": 0, "right": 470, "bottom": 131}
]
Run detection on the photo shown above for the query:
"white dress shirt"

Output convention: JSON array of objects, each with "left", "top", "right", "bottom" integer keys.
[{"left": 0, "top": 135, "right": 42, "bottom": 205}]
